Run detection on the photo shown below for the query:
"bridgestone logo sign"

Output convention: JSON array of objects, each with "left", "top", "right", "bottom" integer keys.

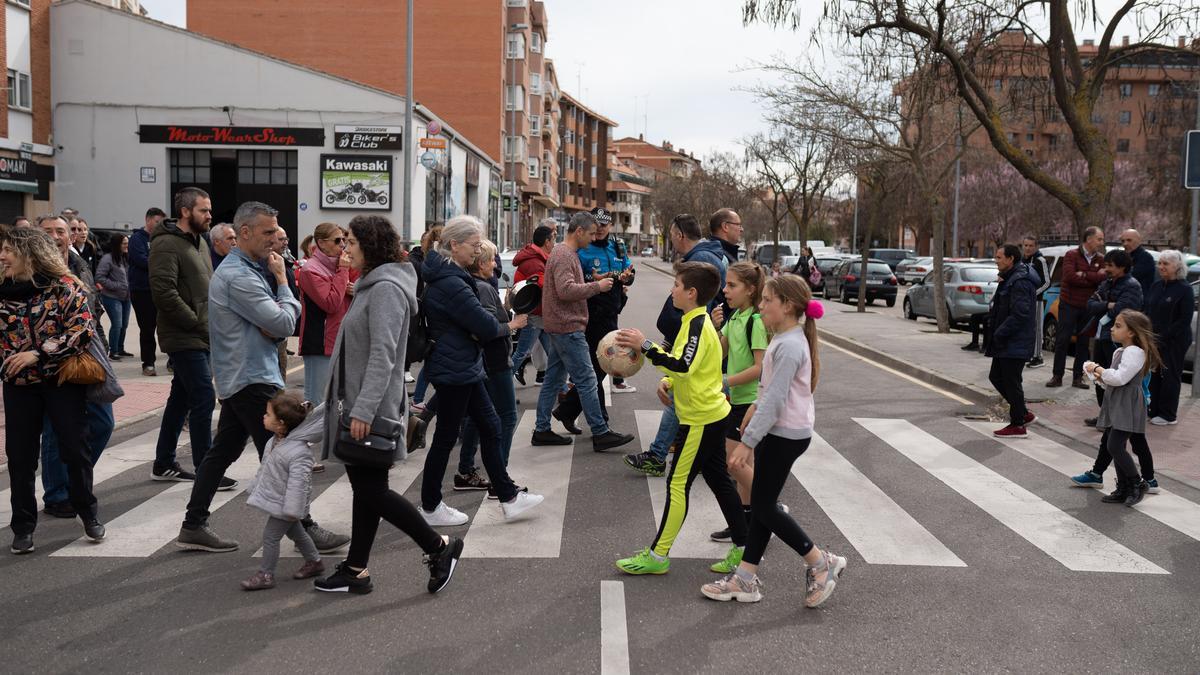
[{"left": 324, "top": 158, "right": 389, "bottom": 172}]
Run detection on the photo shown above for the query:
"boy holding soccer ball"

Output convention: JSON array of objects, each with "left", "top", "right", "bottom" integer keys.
[{"left": 612, "top": 262, "right": 748, "bottom": 575}]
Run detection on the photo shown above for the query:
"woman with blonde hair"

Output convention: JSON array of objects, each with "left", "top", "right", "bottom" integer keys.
[
  {"left": 296, "top": 222, "right": 352, "bottom": 403},
  {"left": 0, "top": 227, "right": 105, "bottom": 554}
]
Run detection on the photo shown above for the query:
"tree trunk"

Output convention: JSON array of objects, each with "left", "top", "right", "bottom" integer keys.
[{"left": 929, "top": 192, "right": 950, "bottom": 333}]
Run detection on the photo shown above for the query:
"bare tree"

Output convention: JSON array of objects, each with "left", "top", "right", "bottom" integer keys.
[{"left": 744, "top": 0, "right": 1200, "bottom": 237}]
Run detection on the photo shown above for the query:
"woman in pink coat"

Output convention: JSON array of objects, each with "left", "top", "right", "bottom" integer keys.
[{"left": 296, "top": 222, "right": 353, "bottom": 403}]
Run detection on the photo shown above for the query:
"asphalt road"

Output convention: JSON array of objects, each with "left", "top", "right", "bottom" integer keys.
[{"left": 2, "top": 259, "right": 1197, "bottom": 673}]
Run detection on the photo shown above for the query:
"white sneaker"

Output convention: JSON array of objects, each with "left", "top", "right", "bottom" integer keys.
[
  {"left": 611, "top": 383, "right": 637, "bottom": 394},
  {"left": 420, "top": 502, "right": 469, "bottom": 527},
  {"left": 1149, "top": 416, "right": 1177, "bottom": 426},
  {"left": 404, "top": 372, "right": 416, "bottom": 383},
  {"left": 500, "top": 491, "right": 544, "bottom": 521}
]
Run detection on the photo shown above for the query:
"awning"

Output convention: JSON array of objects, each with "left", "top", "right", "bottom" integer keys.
[{"left": 0, "top": 179, "right": 37, "bottom": 193}]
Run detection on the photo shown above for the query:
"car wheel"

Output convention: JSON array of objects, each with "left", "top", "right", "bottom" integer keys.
[
  {"left": 904, "top": 298, "right": 916, "bottom": 320},
  {"left": 866, "top": 298, "right": 875, "bottom": 306},
  {"left": 1043, "top": 315, "right": 1057, "bottom": 352},
  {"left": 886, "top": 297, "right": 896, "bottom": 308}
]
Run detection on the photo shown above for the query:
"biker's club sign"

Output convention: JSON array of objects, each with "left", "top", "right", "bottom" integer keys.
[{"left": 320, "top": 154, "right": 392, "bottom": 211}]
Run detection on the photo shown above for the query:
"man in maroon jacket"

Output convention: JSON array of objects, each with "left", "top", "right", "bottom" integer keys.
[{"left": 1047, "top": 226, "right": 1106, "bottom": 388}]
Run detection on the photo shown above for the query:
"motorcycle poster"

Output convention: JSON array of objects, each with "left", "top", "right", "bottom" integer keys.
[{"left": 320, "top": 154, "right": 392, "bottom": 210}]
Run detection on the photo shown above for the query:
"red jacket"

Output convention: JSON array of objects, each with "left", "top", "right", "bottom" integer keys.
[
  {"left": 296, "top": 249, "right": 350, "bottom": 356},
  {"left": 512, "top": 243, "right": 550, "bottom": 315},
  {"left": 1059, "top": 246, "right": 1106, "bottom": 308}
]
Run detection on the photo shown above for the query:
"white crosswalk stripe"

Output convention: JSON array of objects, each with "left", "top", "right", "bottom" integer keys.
[
  {"left": 962, "top": 421, "right": 1200, "bottom": 543},
  {"left": 463, "top": 410, "right": 573, "bottom": 558},
  {"left": 797, "top": 433, "right": 966, "bottom": 567},
  {"left": 856, "top": 418, "right": 1169, "bottom": 574},
  {"left": 634, "top": 409, "right": 728, "bottom": 560}
]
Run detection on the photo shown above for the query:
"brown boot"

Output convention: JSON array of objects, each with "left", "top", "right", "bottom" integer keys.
[
  {"left": 293, "top": 559, "right": 326, "bottom": 579},
  {"left": 1045, "top": 375, "right": 1063, "bottom": 387},
  {"left": 1071, "top": 376, "right": 1089, "bottom": 389}
]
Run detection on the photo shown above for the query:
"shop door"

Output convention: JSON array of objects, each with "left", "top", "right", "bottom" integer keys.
[{"left": 235, "top": 150, "right": 298, "bottom": 257}]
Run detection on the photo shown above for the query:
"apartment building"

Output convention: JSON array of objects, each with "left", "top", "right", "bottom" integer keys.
[
  {"left": 606, "top": 150, "right": 651, "bottom": 250},
  {"left": 612, "top": 134, "right": 700, "bottom": 181},
  {"left": 557, "top": 91, "right": 615, "bottom": 218},
  {"left": 0, "top": 0, "right": 55, "bottom": 220}
]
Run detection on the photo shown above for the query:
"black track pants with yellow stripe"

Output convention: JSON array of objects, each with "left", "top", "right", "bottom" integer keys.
[{"left": 651, "top": 420, "right": 747, "bottom": 556}]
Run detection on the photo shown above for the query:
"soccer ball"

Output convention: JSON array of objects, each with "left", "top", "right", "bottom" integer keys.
[{"left": 596, "top": 330, "right": 645, "bottom": 378}]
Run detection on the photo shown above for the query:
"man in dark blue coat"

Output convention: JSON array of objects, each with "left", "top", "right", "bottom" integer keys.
[
  {"left": 129, "top": 207, "right": 166, "bottom": 376},
  {"left": 1086, "top": 249, "right": 1143, "bottom": 414},
  {"left": 987, "top": 243, "right": 1037, "bottom": 438},
  {"left": 1119, "top": 228, "right": 1156, "bottom": 300}
]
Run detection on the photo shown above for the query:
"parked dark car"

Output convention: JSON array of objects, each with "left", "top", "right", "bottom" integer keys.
[
  {"left": 812, "top": 256, "right": 847, "bottom": 297},
  {"left": 826, "top": 258, "right": 898, "bottom": 306},
  {"left": 868, "top": 248, "right": 914, "bottom": 272}
]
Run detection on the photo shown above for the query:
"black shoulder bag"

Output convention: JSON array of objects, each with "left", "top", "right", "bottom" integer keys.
[{"left": 332, "top": 346, "right": 406, "bottom": 468}]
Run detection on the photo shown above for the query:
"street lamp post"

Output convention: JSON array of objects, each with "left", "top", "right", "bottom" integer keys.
[{"left": 402, "top": 0, "right": 413, "bottom": 245}]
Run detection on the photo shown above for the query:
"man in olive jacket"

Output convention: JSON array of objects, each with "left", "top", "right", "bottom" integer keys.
[{"left": 149, "top": 187, "right": 226, "bottom": 486}]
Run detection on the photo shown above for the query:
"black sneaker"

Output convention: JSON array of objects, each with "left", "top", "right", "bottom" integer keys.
[
  {"left": 314, "top": 561, "right": 373, "bottom": 594},
  {"left": 43, "top": 501, "right": 77, "bottom": 519},
  {"left": 535, "top": 370, "right": 545, "bottom": 384},
  {"left": 11, "top": 533, "right": 34, "bottom": 555},
  {"left": 176, "top": 524, "right": 239, "bottom": 552},
  {"left": 1125, "top": 481, "right": 1149, "bottom": 507},
  {"left": 1084, "top": 417, "right": 1098, "bottom": 428},
  {"left": 514, "top": 359, "right": 529, "bottom": 386},
  {"left": 623, "top": 452, "right": 666, "bottom": 477},
  {"left": 407, "top": 414, "right": 428, "bottom": 451},
  {"left": 152, "top": 463, "right": 196, "bottom": 482},
  {"left": 1026, "top": 357, "right": 1045, "bottom": 369},
  {"left": 532, "top": 429, "right": 573, "bottom": 446},
  {"left": 552, "top": 408, "right": 582, "bottom": 435},
  {"left": 83, "top": 519, "right": 106, "bottom": 542},
  {"left": 960, "top": 342, "right": 979, "bottom": 351},
  {"left": 593, "top": 430, "right": 635, "bottom": 453},
  {"left": 710, "top": 527, "right": 732, "bottom": 542},
  {"left": 217, "top": 476, "right": 239, "bottom": 492},
  {"left": 453, "top": 469, "right": 491, "bottom": 491},
  {"left": 425, "top": 536, "right": 464, "bottom": 593}
]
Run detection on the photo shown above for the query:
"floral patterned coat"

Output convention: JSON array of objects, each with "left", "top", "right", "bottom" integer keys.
[{"left": 0, "top": 275, "right": 94, "bottom": 386}]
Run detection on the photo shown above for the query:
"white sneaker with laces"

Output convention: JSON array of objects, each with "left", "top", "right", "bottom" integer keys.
[
  {"left": 1149, "top": 416, "right": 1177, "bottom": 426},
  {"left": 501, "top": 491, "right": 544, "bottom": 521},
  {"left": 420, "top": 502, "right": 469, "bottom": 527},
  {"left": 611, "top": 383, "right": 637, "bottom": 394}
]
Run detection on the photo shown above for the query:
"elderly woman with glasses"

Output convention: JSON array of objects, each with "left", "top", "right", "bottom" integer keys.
[
  {"left": 295, "top": 222, "right": 352, "bottom": 404},
  {"left": 1144, "top": 250, "right": 1195, "bottom": 425}
]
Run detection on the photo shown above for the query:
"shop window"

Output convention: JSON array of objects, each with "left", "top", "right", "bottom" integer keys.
[
  {"left": 170, "top": 149, "right": 212, "bottom": 184},
  {"left": 236, "top": 149, "right": 296, "bottom": 185},
  {"left": 1116, "top": 139, "right": 1130, "bottom": 153},
  {"left": 6, "top": 69, "right": 31, "bottom": 111}
]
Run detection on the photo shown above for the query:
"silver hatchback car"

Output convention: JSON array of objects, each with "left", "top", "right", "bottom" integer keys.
[{"left": 903, "top": 263, "right": 1000, "bottom": 325}]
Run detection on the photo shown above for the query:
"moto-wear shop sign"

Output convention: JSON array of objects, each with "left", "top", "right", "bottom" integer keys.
[
  {"left": 320, "top": 154, "right": 392, "bottom": 210},
  {"left": 334, "top": 125, "right": 403, "bottom": 150},
  {"left": 139, "top": 125, "right": 325, "bottom": 146}
]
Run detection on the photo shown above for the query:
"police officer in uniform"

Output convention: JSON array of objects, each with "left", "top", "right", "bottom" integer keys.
[{"left": 553, "top": 207, "right": 635, "bottom": 433}]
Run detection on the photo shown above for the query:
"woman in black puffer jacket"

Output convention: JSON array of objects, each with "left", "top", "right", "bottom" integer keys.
[{"left": 419, "top": 216, "right": 542, "bottom": 526}]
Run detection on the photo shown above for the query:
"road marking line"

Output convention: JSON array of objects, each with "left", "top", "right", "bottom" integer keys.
[
  {"left": 634, "top": 409, "right": 728, "bottom": 560},
  {"left": 463, "top": 410, "right": 571, "bottom": 558},
  {"left": 822, "top": 341, "right": 974, "bottom": 405},
  {"left": 600, "top": 580, "right": 631, "bottom": 675},
  {"left": 963, "top": 421, "right": 1200, "bottom": 543},
  {"left": 0, "top": 428, "right": 160, "bottom": 526},
  {"left": 53, "top": 450, "right": 260, "bottom": 558},
  {"left": 798, "top": 433, "right": 966, "bottom": 566},
  {"left": 856, "top": 418, "right": 1167, "bottom": 574}
]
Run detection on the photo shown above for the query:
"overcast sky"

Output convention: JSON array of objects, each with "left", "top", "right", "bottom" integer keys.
[{"left": 139, "top": 0, "right": 1140, "bottom": 161}]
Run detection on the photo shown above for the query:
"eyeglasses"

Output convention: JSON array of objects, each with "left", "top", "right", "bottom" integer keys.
[{"left": 723, "top": 221, "right": 743, "bottom": 228}]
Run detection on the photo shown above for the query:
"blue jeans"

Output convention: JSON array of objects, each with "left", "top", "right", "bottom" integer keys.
[
  {"left": 459, "top": 368, "right": 518, "bottom": 473},
  {"left": 154, "top": 350, "right": 216, "bottom": 471},
  {"left": 412, "top": 365, "right": 430, "bottom": 404},
  {"left": 649, "top": 396, "right": 679, "bottom": 462},
  {"left": 536, "top": 331, "right": 608, "bottom": 436},
  {"left": 100, "top": 295, "right": 131, "bottom": 356},
  {"left": 41, "top": 401, "right": 114, "bottom": 505},
  {"left": 302, "top": 355, "right": 330, "bottom": 404},
  {"left": 510, "top": 317, "right": 550, "bottom": 377}
]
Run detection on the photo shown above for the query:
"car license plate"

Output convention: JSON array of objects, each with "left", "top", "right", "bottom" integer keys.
[{"left": 867, "top": 279, "right": 883, "bottom": 285}]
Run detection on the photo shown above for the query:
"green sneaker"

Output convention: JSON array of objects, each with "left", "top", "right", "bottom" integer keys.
[
  {"left": 615, "top": 548, "right": 670, "bottom": 575},
  {"left": 710, "top": 545, "right": 744, "bottom": 573}
]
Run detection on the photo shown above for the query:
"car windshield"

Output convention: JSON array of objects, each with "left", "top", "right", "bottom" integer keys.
[
  {"left": 817, "top": 258, "right": 843, "bottom": 271},
  {"left": 866, "top": 263, "right": 892, "bottom": 275},
  {"left": 961, "top": 267, "right": 999, "bottom": 282}
]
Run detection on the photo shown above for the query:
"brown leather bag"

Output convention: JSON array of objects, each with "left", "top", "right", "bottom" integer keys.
[{"left": 58, "top": 350, "right": 106, "bottom": 386}]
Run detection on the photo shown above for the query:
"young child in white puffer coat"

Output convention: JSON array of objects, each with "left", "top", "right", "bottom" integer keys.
[{"left": 240, "top": 391, "right": 324, "bottom": 591}]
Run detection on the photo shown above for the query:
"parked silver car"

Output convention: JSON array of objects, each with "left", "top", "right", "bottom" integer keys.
[
  {"left": 903, "top": 263, "right": 1000, "bottom": 324},
  {"left": 896, "top": 256, "right": 934, "bottom": 285}
]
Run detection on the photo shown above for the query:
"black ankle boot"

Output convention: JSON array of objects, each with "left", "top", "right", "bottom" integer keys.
[
  {"left": 1124, "top": 480, "right": 1148, "bottom": 507},
  {"left": 1101, "top": 480, "right": 1130, "bottom": 503}
]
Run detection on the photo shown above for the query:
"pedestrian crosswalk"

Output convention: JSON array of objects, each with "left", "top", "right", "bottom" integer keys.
[{"left": 3, "top": 410, "right": 1196, "bottom": 576}]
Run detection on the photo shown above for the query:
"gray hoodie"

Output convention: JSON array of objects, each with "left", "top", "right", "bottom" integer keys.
[
  {"left": 246, "top": 407, "right": 323, "bottom": 520},
  {"left": 321, "top": 262, "right": 416, "bottom": 463}
]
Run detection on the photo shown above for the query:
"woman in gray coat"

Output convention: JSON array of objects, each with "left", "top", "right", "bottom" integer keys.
[
  {"left": 94, "top": 234, "right": 132, "bottom": 360},
  {"left": 313, "top": 215, "right": 463, "bottom": 597}
]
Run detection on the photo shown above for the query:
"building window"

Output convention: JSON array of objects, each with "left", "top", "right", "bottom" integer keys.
[
  {"left": 1148, "top": 83, "right": 1161, "bottom": 97},
  {"left": 591, "top": 142, "right": 598, "bottom": 156},
  {"left": 993, "top": 79, "right": 1003, "bottom": 93},
  {"left": 531, "top": 32, "right": 542, "bottom": 53},
  {"left": 565, "top": 129, "right": 574, "bottom": 144},
  {"left": 9, "top": 0, "right": 30, "bottom": 8},
  {"left": 528, "top": 158, "right": 539, "bottom": 178},
  {"left": 591, "top": 165, "right": 597, "bottom": 179},
  {"left": 592, "top": 119, "right": 598, "bottom": 133},
  {"left": 1146, "top": 110, "right": 1158, "bottom": 125},
  {"left": 1118, "top": 83, "right": 1132, "bottom": 98},
  {"left": 506, "top": 33, "right": 526, "bottom": 59},
  {"left": 171, "top": 149, "right": 213, "bottom": 184},
  {"left": 531, "top": 73, "right": 542, "bottom": 95},
  {"left": 1116, "top": 139, "right": 1130, "bottom": 153},
  {"left": 505, "top": 136, "right": 526, "bottom": 162},
  {"left": 6, "top": 69, "right": 31, "bottom": 111},
  {"left": 235, "top": 150, "right": 296, "bottom": 185},
  {"left": 567, "top": 156, "right": 575, "bottom": 170},
  {"left": 1047, "top": 134, "right": 1058, "bottom": 148},
  {"left": 1119, "top": 110, "right": 1131, "bottom": 125},
  {"left": 530, "top": 115, "right": 540, "bottom": 133},
  {"left": 1090, "top": 112, "right": 1103, "bottom": 124},
  {"left": 506, "top": 84, "right": 525, "bottom": 112}
]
